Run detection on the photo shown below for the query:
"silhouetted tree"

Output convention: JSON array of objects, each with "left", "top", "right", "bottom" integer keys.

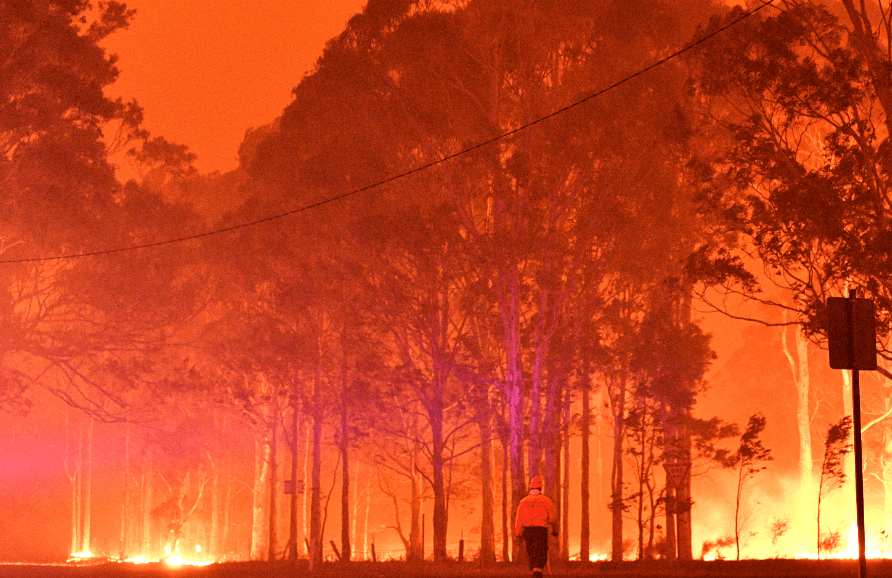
[
  {"left": 817, "top": 415, "right": 853, "bottom": 558},
  {"left": 729, "top": 413, "right": 773, "bottom": 560}
]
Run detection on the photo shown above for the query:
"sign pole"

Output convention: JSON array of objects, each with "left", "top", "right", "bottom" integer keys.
[{"left": 848, "top": 291, "right": 867, "bottom": 578}]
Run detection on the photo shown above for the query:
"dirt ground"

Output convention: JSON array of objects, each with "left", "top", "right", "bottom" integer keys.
[{"left": 2, "top": 559, "right": 891, "bottom": 578}]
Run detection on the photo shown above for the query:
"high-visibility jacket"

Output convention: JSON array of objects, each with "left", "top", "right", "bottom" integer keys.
[{"left": 514, "top": 492, "right": 557, "bottom": 537}]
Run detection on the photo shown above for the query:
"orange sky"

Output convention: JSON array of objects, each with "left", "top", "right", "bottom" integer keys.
[{"left": 102, "top": 0, "right": 367, "bottom": 174}]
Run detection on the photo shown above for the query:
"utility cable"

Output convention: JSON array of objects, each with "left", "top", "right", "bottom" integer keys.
[{"left": 0, "top": 0, "right": 775, "bottom": 264}]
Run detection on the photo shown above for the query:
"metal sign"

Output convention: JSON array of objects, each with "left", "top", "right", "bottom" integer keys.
[
  {"left": 664, "top": 461, "right": 691, "bottom": 488},
  {"left": 826, "top": 293, "right": 875, "bottom": 578},
  {"left": 827, "top": 297, "right": 877, "bottom": 370}
]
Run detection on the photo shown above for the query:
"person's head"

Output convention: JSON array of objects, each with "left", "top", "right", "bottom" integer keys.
[{"left": 529, "top": 476, "right": 543, "bottom": 493}]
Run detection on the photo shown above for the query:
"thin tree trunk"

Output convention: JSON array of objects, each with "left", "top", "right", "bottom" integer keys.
[
  {"left": 675, "top": 290, "right": 694, "bottom": 561},
  {"left": 362, "top": 473, "right": 371, "bottom": 560},
  {"left": 409, "top": 442, "right": 423, "bottom": 560},
  {"left": 303, "top": 421, "right": 311, "bottom": 557},
  {"left": 251, "top": 436, "right": 271, "bottom": 560},
  {"left": 310, "top": 351, "right": 324, "bottom": 571},
  {"left": 501, "top": 435, "right": 510, "bottom": 562},
  {"left": 288, "top": 401, "right": 300, "bottom": 562},
  {"left": 209, "top": 456, "right": 221, "bottom": 560},
  {"left": 676, "top": 412, "right": 693, "bottom": 560},
  {"left": 561, "top": 385, "right": 570, "bottom": 562},
  {"left": 662, "top": 402, "right": 677, "bottom": 560},
  {"left": 222, "top": 456, "right": 233, "bottom": 558},
  {"left": 479, "top": 402, "right": 497, "bottom": 564},
  {"left": 120, "top": 424, "right": 131, "bottom": 559},
  {"left": 351, "top": 461, "right": 360, "bottom": 559},
  {"left": 501, "top": 263, "right": 527, "bottom": 563},
  {"left": 580, "top": 383, "right": 591, "bottom": 562},
  {"left": 141, "top": 467, "right": 153, "bottom": 556},
  {"left": 268, "top": 405, "right": 279, "bottom": 562},
  {"left": 66, "top": 413, "right": 82, "bottom": 555},
  {"left": 610, "top": 374, "right": 627, "bottom": 562},
  {"left": 431, "top": 400, "right": 447, "bottom": 562},
  {"left": 340, "top": 386, "right": 351, "bottom": 562},
  {"left": 781, "top": 313, "right": 814, "bottom": 507},
  {"left": 83, "top": 418, "right": 93, "bottom": 554}
]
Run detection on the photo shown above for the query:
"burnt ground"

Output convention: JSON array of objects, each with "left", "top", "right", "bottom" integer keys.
[{"left": 1, "top": 559, "right": 891, "bottom": 578}]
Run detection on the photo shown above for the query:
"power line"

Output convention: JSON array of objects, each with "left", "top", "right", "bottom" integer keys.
[{"left": 0, "top": 0, "right": 775, "bottom": 265}]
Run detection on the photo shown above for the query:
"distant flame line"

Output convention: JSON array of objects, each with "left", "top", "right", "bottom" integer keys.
[{"left": 0, "top": 1, "right": 776, "bottom": 265}]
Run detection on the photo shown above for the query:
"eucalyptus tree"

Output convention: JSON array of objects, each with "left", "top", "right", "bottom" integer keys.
[
  {"left": 0, "top": 0, "right": 212, "bottom": 425},
  {"left": 251, "top": 0, "right": 728, "bottom": 564},
  {"left": 687, "top": 0, "right": 892, "bottom": 534}
]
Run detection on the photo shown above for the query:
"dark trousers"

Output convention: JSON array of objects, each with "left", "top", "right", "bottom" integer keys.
[{"left": 522, "top": 526, "right": 549, "bottom": 571}]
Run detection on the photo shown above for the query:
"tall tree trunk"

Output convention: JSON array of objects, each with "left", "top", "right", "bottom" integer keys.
[
  {"left": 542, "top": 365, "right": 562, "bottom": 559},
  {"left": 120, "top": 424, "right": 131, "bottom": 559},
  {"left": 676, "top": 412, "right": 693, "bottom": 560},
  {"left": 580, "top": 382, "right": 591, "bottom": 562},
  {"left": 561, "top": 385, "right": 570, "bottom": 562},
  {"left": 303, "top": 422, "right": 311, "bottom": 558},
  {"left": 674, "top": 285, "right": 694, "bottom": 560},
  {"left": 141, "top": 466, "right": 153, "bottom": 556},
  {"left": 251, "top": 437, "right": 271, "bottom": 560},
  {"left": 222, "top": 456, "right": 234, "bottom": 558},
  {"left": 66, "top": 413, "right": 82, "bottom": 555},
  {"left": 661, "top": 402, "right": 678, "bottom": 561},
  {"left": 83, "top": 418, "right": 93, "bottom": 554},
  {"left": 209, "top": 456, "right": 221, "bottom": 560},
  {"left": 288, "top": 400, "right": 300, "bottom": 562},
  {"left": 310, "top": 353, "right": 324, "bottom": 571},
  {"left": 500, "top": 263, "right": 527, "bottom": 562},
  {"left": 340, "top": 370, "right": 351, "bottom": 562},
  {"left": 842, "top": 370, "right": 855, "bottom": 491},
  {"left": 479, "top": 404, "right": 497, "bottom": 564},
  {"left": 501, "top": 433, "right": 510, "bottom": 562},
  {"left": 882, "top": 367, "right": 892, "bottom": 538},
  {"left": 209, "top": 411, "right": 222, "bottom": 561},
  {"left": 542, "top": 385, "right": 560, "bottom": 531},
  {"left": 362, "top": 472, "right": 371, "bottom": 560},
  {"left": 351, "top": 461, "right": 361, "bottom": 559},
  {"left": 268, "top": 404, "right": 279, "bottom": 562},
  {"left": 610, "top": 372, "right": 627, "bottom": 562},
  {"left": 408, "top": 442, "right": 423, "bottom": 560},
  {"left": 431, "top": 400, "right": 447, "bottom": 562},
  {"left": 781, "top": 312, "right": 814, "bottom": 509}
]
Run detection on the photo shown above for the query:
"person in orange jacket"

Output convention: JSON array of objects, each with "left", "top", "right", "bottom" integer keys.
[{"left": 514, "top": 476, "right": 557, "bottom": 578}]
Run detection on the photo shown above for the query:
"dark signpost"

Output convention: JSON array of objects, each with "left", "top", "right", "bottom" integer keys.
[{"left": 827, "top": 293, "right": 877, "bottom": 578}]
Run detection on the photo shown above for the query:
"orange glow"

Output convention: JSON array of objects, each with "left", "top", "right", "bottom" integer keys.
[{"left": 101, "top": 0, "right": 366, "bottom": 174}]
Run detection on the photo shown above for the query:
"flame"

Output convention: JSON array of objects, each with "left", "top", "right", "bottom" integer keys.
[
  {"left": 67, "top": 551, "right": 94, "bottom": 559},
  {"left": 124, "top": 557, "right": 151, "bottom": 564},
  {"left": 120, "top": 545, "right": 213, "bottom": 567},
  {"left": 790, "top": 523, "right": 892, "bottom": 560},
  {"left": 161, "top": 545, "right": 212, "bottom": 566},
  {"left": 67, "top": 544, "right": 212, "bottom": 567}
]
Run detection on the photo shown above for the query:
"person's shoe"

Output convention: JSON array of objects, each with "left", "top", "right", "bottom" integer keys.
[{"left": 532, "top": 568, "right": 543, "bottom": 578}]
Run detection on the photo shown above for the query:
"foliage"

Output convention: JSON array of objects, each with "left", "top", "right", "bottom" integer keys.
[
  {"left": 817, "top": 415, "right": 853, "bottom": 558},
  {"left": 819, "top": 528, "right": 844, "bottom": 557},
  {"left": 687, "top": 1, "right": 892, "bottom": 353},
  {"left": 729, "top": 413, "right": 773, "bottom": 560},
  {"left": 768, "top": 517, "right": 790, "bottom": 559}
]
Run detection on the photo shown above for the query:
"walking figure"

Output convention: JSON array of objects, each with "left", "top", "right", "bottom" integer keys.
[{"left": 515, "top": 476, "right": 557, "bottom": 578}]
